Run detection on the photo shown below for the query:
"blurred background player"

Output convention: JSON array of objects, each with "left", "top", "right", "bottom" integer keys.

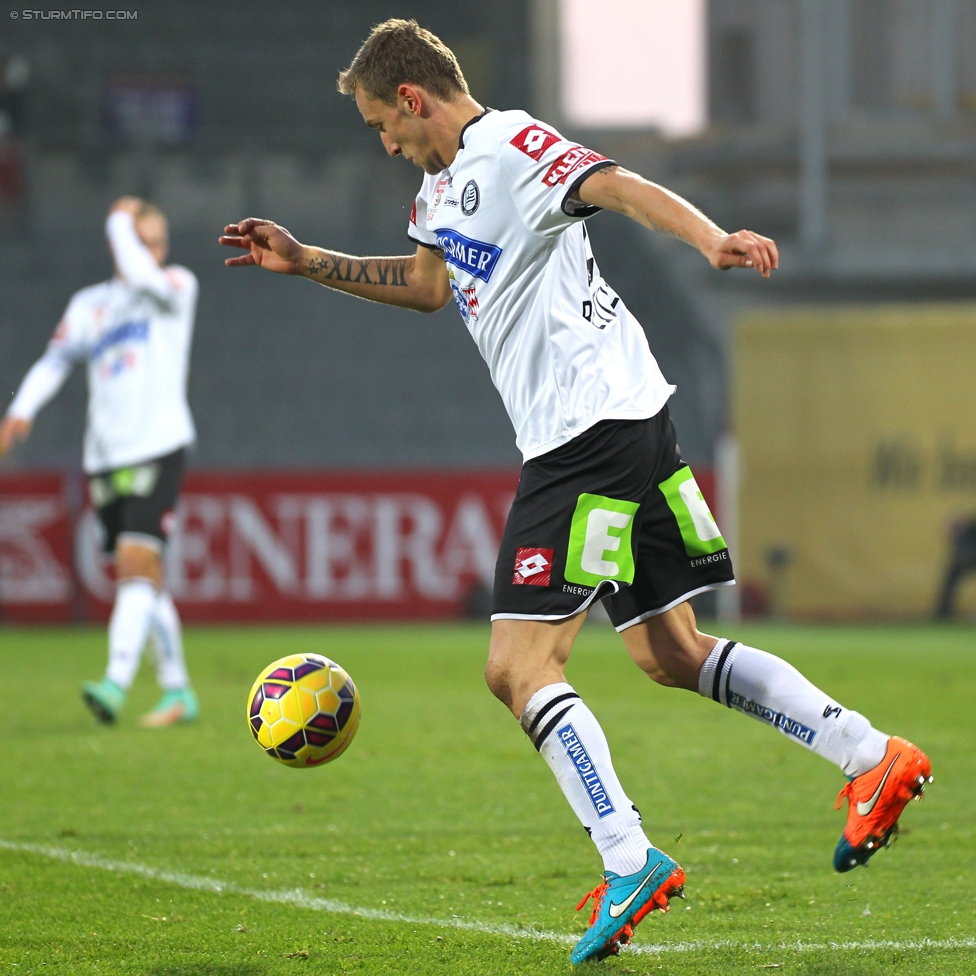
[
  {"left": 219, "top": 19, "right": 931, "bottom": 965},
  {"left": 0, "top": 196, "right": 199, "bottom": 728}
]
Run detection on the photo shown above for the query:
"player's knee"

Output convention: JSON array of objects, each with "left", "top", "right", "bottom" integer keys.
[
  {"left": 485, "top": 624, "right": 528, "bottom": 707},
  {"left": 115, "top": 541, "right": 162, "bottom": 585},
  {"left": 636, "top": 656, "right": 680, "bottom": 687},
  {"left": 484, "top": 655, "right": 515, "bottom": 708}
]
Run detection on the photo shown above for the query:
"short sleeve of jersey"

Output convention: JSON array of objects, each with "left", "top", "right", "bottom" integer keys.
[
  {"left": 500, "top": 122, "right": 615, "bottom": 238},
  {"left": 406, "top": 175, "right": 441, "bottom": 249}
]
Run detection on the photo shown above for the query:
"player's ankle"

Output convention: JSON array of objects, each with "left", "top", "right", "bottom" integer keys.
[{"left": 593, "top": 821, "right": 653, "bottom": 877}]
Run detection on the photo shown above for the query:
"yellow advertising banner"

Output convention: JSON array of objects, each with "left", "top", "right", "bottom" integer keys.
[{"left": 733, "top": 304, "right": 976, "bottom": 619}]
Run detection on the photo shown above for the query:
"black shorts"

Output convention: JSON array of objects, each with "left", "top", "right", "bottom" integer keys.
[
  {"left": 491, "top": 409, "right": 734, "bottom": 631},
  {"left": 87, "top": 448, "right": 185, "bottom": 554}
]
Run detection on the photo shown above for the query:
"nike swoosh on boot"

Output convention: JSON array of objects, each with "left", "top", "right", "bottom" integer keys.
[
  {"left": 607, "top": 861, "right": 663, "bottom": 919},
  {"left": 856, "top": 755, "right": 899, "bottom": 816}
]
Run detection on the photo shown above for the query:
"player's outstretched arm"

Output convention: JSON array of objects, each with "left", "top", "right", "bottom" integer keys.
[
  {"left": 0, "top": 339, "right": 77, "bottom": 460},
  {"left": 219, "top": 218, "right": 453, "bottom": 313},
  {"left": 576, "top": 166, "right": 779, "bottom": 278}
]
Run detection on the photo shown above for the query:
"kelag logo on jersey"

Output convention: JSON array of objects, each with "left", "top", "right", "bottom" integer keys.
[
  {"left": 435, "top": 229, "right": 502, "bottom": 283},
  {"left": 543, "top": 147, "right": 608, "bottom": 186}
]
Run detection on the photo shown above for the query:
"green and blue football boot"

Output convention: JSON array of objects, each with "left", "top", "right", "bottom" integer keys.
[
  {"left": 139, "top": 687, "right": 200, "bottom": 728},
  {"left": 81, "top": 678, "right": 126, "bottom": 725}
]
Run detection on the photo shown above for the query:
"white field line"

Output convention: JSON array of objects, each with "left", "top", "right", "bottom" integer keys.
[{"left": 2, "top": 839, "right": 973, "bottom": 957}]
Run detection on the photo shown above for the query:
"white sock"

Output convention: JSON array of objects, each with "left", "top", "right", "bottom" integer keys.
[
  {"left": 520, "top": 683, "right": 651, "bottom": 876},
  {"left": 150, "top": 591, "right": 190, "bottom": 691},
  {"left": 699, "top": 639, "right": 889, "bottom": 778},
  {"left": 106, "top": 578, "right": 157, "bottom": 690}
]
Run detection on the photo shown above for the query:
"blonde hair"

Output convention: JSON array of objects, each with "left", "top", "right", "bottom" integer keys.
[{"left": 338, "top": 18, "right": 469, "bottom": 105}]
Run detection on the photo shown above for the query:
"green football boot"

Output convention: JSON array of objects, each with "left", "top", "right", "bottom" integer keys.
[
  {"left": 81, "top": 678, "right": 126, "bottom": 725},
  {"left": 139, "top": 687, "right": 200, "bottom": 728}
]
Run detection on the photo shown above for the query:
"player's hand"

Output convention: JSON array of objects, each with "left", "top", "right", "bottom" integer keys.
[
  {"left": 110, "top": 196, "right": 143, "bottom": 216},
  {"left": 0, "top": 415, "right": 32, "bottom": 460},
  {"left": 219, "top": 219, "right": 305, "bottom": 275},
  {"left": 708, "top": 230, "right": 779, "bottom": 278}
]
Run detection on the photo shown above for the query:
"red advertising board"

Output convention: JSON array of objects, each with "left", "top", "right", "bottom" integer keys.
[
  {"left": 0, "top": 473, "right": 76, "bottom": 623},
  {"left": 2, "top": 470, "right": 518, "bottom": 623},
  {"left": 1, "top": 467, "right": 716, "bottom": 623}
]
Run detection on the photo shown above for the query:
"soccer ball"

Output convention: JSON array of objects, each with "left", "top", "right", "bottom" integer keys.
[{"left": 246, "top": 654, "right": 361, "bottom": 768}]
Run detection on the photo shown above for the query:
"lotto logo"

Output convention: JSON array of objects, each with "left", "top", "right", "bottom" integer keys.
[
  {"left": 513, "top": 547, "right": 553, "bottom": 586},
  {"left": 510, "top": 125, "right": 560, "bottom": 161},
  {"left": 542, "top": 147, "right": 608, "bottom": 186},
  {"left": 409, "top": 200, "right": 418, "bottom": 225}
]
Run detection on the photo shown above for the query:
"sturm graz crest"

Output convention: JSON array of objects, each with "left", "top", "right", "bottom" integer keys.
[{"left": 461, "top": 179, "right": 480, "bottom": 215}]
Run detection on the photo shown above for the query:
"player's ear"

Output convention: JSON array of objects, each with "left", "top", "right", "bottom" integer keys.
[{"left": 398, "top": 84, "right": 424, "bottom": 117}]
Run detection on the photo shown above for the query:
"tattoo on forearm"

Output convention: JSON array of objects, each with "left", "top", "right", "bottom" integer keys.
[
  {"left": 373, "top": 259, "right": 407, "bottom": 286},
  {"left": 305, "top": 253, "right": 408, "bottom": 287}
]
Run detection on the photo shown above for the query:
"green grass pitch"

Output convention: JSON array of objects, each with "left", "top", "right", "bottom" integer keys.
[{"left": 0, "top": 621, "right": 973, "bottom": 975}]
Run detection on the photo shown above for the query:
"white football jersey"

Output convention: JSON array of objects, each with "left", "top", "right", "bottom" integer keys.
[
  {"left": 408, "top": 109, "right": 674, "bottom": 461},
  {"left": 30, "top": 267, "right": 197, "bottom": 473},
  {"left": 8, "top": 212, "right": 198, "bottom": 473}
]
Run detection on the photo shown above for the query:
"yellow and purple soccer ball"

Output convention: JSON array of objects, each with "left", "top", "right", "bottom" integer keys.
[{"left": 246, "top": 654, "right": 361, "bottom": 768}]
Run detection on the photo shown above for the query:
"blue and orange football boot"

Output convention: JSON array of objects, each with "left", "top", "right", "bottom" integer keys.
[
  {"left": 833, "top": 735, "right": 932, "bottom": 872},
  {"left": 570, "top": 846, "right": 685, "bottom": 965}
]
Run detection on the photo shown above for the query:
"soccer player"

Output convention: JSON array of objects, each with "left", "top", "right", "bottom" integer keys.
[
  {"left": 219, "top": 20, "right": 931, "bottom": 963},
  {"left": 1, "top": 197, "right": 200, "bottom": 729}
]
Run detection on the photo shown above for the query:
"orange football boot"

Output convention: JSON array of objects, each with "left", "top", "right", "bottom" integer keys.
[{"left": 833, "top": 735, "right": 932, "bottom": 872}]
